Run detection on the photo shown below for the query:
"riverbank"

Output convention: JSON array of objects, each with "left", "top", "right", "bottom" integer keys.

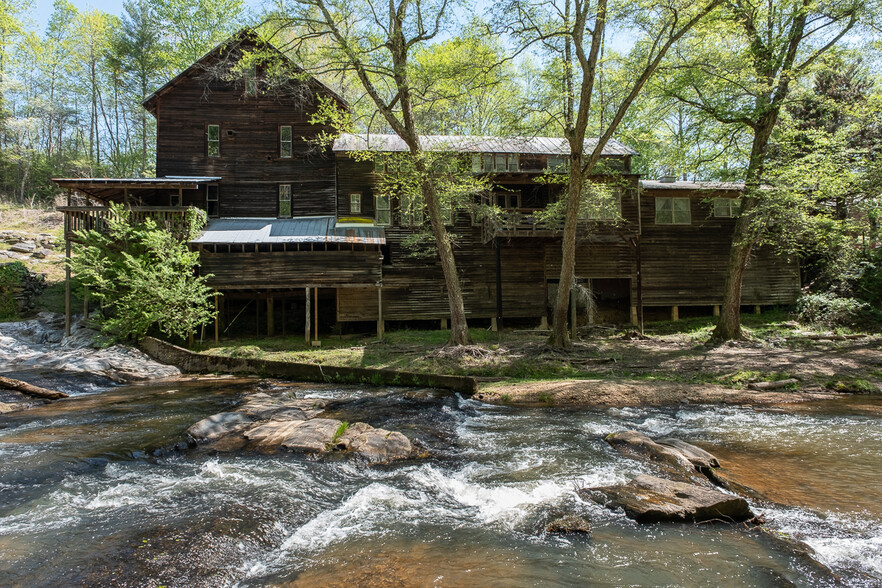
[{"left": 197, "top": 312, "right": 881, "bottom": 408}]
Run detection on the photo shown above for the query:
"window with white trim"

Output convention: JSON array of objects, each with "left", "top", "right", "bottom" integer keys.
[
  {"left": 655, "top": 196, "right": 691, "bottom": 224},
  {"left": 279, "top": 184, "right": 291, "bottom": 218},
  {"left": 280, "top": 125, "right": 292, "bottom": 158},
  {"left": 713, "top": 197, "right": 740, "bottom": 218},
  {"left": 375, "top": 194, "right": 391, "bottom": 225},
  {"left": 349, "top": 193, "right": 362, "bottom": 214},
  {"left": 207, "top": 124, "right": 220, "bottom": 157}
]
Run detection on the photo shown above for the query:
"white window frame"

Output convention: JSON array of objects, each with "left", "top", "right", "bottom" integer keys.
[
  {"left": 207, "top": 124, "right": 220, "bottom": 157},
  {"left": 280, "top": 125, "right": 293, "bottom": 158},
  {"left": 713, "top": 197, "right": 740, "bottom": 218},
  {"left": 349, "top": 193, "right": 362, "bottom": 214},
  {"left": 279, "top": 184, "right": 292, "bottom": 218},
  {"left": 375, "top": 194, "right": 391, "bottom": 225},
  {"left": 655, "top": 196, "right": 691, "bottom": 225}
]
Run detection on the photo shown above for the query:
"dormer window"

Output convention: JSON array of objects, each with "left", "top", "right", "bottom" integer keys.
[
  {"left": 207, "top": 124, "right": 220, "bottom": 157},
  {"left": 280, "top": 125, "right": 293, "bottom": 158},
  {"left": 714, "top": 198, "right": 740, "bottom": 218}
]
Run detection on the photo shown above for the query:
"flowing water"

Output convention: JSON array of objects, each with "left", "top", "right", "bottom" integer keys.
[{"left": 1, "top": 378, "right": 880, "bottom": 587}]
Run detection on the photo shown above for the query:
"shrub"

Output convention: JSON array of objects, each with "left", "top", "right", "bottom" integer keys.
[
  {"left": 0, "top": 261, "right": 29, "bottom": 320},
  {"left": 795, "top": 292, "right": 871, "bottom": 327}
]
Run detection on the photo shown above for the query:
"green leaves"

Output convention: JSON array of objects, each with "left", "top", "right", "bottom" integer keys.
[{"left": 69, "top": 203, "right": 215, "bottom": 341}]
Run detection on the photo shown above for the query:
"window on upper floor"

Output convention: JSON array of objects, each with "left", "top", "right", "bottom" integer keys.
[
  {"left": 547, "top": 155, "right": 569, "bottom": 173},
  {"left": 207, "top": 124, "right": 220, "bottom": 157},
  {"left": 713, "top": 197, "right": 740, "bottom": 218},
  {"left": 656, "top": 196, "right": 691, "bottom": 225},
  {"left": 279, "top": 184, "right": 292, "bottom": 218},
  {"left": 375, "top": 194, "right": 391, "bottom": 225},
  {"left": 582, "top": 187, "right": 622, "bottom": 221},
  {"left": 280, "top": 125, "right": 293, "bottom": 158},
  {"left": 474, "top": 153, "right": 519, "bottom": 173},
  {"left": 350, "top": 193, "right": 362, "bottom": 214}
]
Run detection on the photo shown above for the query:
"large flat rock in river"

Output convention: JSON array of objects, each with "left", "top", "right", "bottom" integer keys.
[{"left": 583, "top": 474, "right": 754, "bottom": 524}]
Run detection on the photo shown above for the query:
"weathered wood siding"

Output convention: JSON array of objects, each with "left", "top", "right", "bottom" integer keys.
[
  {"left": 640, "top": 186, "right": 800, "bottom": 306},
  {"left": 153, "top": 49, "right": 338, "bottom": 218},
  {"left": 199, "top": 250, "right": 381, "bottom": 289}
]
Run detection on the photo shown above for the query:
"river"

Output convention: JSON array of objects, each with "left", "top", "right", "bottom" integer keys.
[{"left": 0, "top": 378, "right": 880, "bottom": 586}]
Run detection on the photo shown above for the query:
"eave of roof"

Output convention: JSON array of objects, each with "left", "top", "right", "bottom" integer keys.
[
  {"left": 640, "top": 180, "right": 745, "bottom": 191},
  {"left": 142, "top": 28, "right": 348, "bottom": 116},
  {"left": 191, "top": 216, "right": 385, "bottom": 245},
  {"left": 332, "top": 133, "right": 639, "bottom": 156}
]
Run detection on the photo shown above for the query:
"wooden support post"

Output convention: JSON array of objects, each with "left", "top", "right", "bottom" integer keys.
[
  {"left": 64, "top": 237, "right": 71, "bottom": 337},
  {"left": 267, "top": 298, "right": 275, "bottom": 337},
  {"left": 377, "top": 285, "right": 384, "bottom": 340},
  {"left": 570, "top": 289, "right": 577, "bottom": 340},
  {"left": 83, "top": 285, "right": 89, "bottom": 321},
  {"left": 440, "top": 318, "right": 448, "bottom": 330},
  {"left": 282, "top": 299, "right": 286, "bottom": 337},
  {"left": 671, "top": 306, "right": 679, "bottom": 321},
  {"left": 713, "top": 305, "right": 720, "bottom": 317},
  {"left": 188, "top": 332, "right": 194, "bottom": 348},
  {"left": 214, "top": 294, "right": 220, "bottom": 344},
  {"left": 539, "top": 316, "right": 549, "bottom": 330},
  {"left": 314, "top": 287, "right": 318, "bottom": 342},
  {"left": 630, "top": 306, "right": 638, "bottom": 327},
  {"left": 491, "top": 317, "right": 498, "bottom": 332},
  {"left": 754, "top": 305, "right": 762, "bottom": 315},
  {"left": 305, "top": 287, "right": 311, "bottom": 343}
]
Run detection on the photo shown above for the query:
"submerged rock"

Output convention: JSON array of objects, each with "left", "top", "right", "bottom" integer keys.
[
  {"left": 237, "top": 393, "right": 325, "bottom": 420},
  {"left": 545, "top": 514, "right": 591, "bottom": 535},
  {"left": 187, "top": 412, "right": 254, "bottom": 442},
  {"left": 584, "top": 474, "right": 754, "bottom": 524},
  {"left": 604, "top": 430, "right": 723, "bottom": 486},
  {"left": 655, "top": 438, "right": 720, "bottom": 469}
]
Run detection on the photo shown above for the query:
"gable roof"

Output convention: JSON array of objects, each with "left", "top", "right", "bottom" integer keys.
[
  {"left": 142, "top": 28, "right": 347, "bottom": 116},
  {"left": 333, "top": 133, "right": 638, "bottom": 156}
]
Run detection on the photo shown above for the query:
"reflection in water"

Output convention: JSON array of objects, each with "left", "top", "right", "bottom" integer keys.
[{"left": 0, "top": 379, "right": 880, "bottom": 587}]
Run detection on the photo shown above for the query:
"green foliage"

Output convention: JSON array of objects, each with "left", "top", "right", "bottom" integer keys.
[
  {"left": 0, "top": 261, "right": 28, "bottom": 320},
  {"left": 68, "top": 203, "right": 216, "bottom": 340},
  {"left": 795, "top": 292, "right": 871, "bottom": 327}
]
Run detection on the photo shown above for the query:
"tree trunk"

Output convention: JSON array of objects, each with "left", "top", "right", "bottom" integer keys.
[
  {"left": 710, "top": 236, "right": 752, "bottom": 341},
  {"left": 549, "top": 155, "right": 584, "bottom": 348}
]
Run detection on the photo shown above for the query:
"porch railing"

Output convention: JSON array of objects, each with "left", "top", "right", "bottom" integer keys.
[{"left": 58, "top": 206, "right": 192, "bottom": 238}]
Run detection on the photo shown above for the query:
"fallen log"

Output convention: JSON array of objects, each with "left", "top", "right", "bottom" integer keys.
[
  {"left": 747, "top": 378, "right": 799, "bottom": 391},
  {"left": 0, "top": 376, "right": 68, "bottom": 400}
]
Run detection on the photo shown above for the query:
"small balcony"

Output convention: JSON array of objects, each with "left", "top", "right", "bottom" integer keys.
[{"left": 58, "top": 206, "right": 193, "bottom": 239}]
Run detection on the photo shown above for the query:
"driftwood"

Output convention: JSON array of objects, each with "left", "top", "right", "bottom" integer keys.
[
  {"left": 0, "top": 376, "right": 68, "bottom": 400},
  {"left": 747, "top": 379, "right": 799, "bottom": 391}
]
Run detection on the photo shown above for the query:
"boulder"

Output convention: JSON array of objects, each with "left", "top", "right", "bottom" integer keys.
[
  {"left": 237, "top": 393, "right": 325, "bottom": 420},
  {"left": 187, "top": 412, "right": 254, "bottom": 442},
  {"left": 655, "top": 438, "right": 720, "bottom": 469},
  {"left": 347, "top": 427, "right": 413, "bottom": 462},
  {"left": 9, "top": 241, "right": 35, "bottom": 253},
  {"left": 583, "top": 474, "right": 754, "bottom": 524},
  {"left": 334, "top": 422, "right": 374, "bottom": 450},
  {"left": 545, "top": 514, "right": 591, "bottom": 535},
  {"left": 279, "top": 418, "right": 342, "bottom": 452},
  {"left": 605, "top": 430, "right": 694, "bottom": 470}
]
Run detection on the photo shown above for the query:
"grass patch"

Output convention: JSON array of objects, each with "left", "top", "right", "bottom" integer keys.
[
  {"left": 824, "top": 378, "right": 879, "bottom": 394},
  {"left": 332, "top": 421, "right": 349, "bottom": 444}
]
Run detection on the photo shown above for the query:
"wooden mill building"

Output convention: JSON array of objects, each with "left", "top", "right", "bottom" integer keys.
[{"left": 54, "top": 31, "right": 801, "bottom": 340}]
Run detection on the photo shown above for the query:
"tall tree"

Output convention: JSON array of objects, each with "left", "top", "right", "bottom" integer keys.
[
  {"left": 112, "top": 0, "right": 166, "bottom": 175},
  {"left": 154, "top": 0, "right": 246, "bottom": 71},
  {"left": 665, "top": 0, "right": 864, "bottom": 342},
  {"left": 278, "top": 0, "right": 480, "bottom": 345},
  {"left": 504, "top": 0, "right": 721, "bottom": 347}
]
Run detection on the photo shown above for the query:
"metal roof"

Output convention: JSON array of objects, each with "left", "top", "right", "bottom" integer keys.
[
  {"left": 333, "top": 134, "right": 638, "bottom": 156},
  {"left": 191, "top": 216, "right": 385, "bottom": 245},
  {"left": 641, "top": 180, "right": 745, "bottom": 191},
  {"left": 53, "top": 176, "right": 221, "bottom": 186}
]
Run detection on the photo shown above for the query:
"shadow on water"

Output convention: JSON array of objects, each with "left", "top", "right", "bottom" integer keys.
[{"left": 0, "top": 380, "right": 880, "bottom": 587}]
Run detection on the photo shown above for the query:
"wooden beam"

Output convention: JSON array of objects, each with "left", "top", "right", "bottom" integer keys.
[
  {"left": 305, "top": 287, "right": 311, "bottom": 343},
  {"left": 267, "top": 297, "right": 275, "bottom": 336},
  {"left": 314, "top": 287, "right": 318, "bottom": 342},
  {"left": 64, "top": 237, "right": 71, "bottom": 337},
  {"left": 214, "top": 294, "right": 220, "bottom": 344},
  {"left": 754, "top": 305, "right": 762, "bottom": 315},
  {"left": 671, "top": 306, "right": 679, "bottom": 321},
  {"left": 713, "top": 305, "right": 720, "bottom": 317},
  {"left": 440, "top": 318, "right": 448, "bottom": 330}
]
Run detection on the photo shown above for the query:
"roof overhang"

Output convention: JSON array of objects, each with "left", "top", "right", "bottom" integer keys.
[
  {"left": 53, "top": 176, "right": 221, "bottom": 202},
  {"left": 191, "top": 216, "right": 385, "bottom": 246}
]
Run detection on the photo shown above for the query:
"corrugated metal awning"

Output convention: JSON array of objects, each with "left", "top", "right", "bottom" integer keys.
[
  {"left": 333, "top": 134, "right": 638, "bottom": 156},
  {"left": 641, "top": 180, "right": 745, "bottom": 191},
  {"left": 191, "top": 216, "right": 385, "bottom": 245}
]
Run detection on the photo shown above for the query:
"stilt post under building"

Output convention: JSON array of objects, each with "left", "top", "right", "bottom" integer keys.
[{"left": 305, "top": 287, "right": 311, "bottom": 343}]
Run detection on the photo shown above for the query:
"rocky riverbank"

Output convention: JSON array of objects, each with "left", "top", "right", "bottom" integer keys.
[{"left": 0, "top": 312, "right": 179, "bottom": 411}]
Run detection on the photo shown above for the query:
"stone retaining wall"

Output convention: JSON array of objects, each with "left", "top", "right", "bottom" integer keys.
[{"left": 139, "top": 337, "right": 478, "bottom": 395}]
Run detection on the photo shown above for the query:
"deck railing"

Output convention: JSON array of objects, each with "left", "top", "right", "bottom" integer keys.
[
  {"left": 481, "top": 208, "right": 566, "bottom": 243},
  {"left": 58, "top": 206, "right": 192, "bottom": 238}
]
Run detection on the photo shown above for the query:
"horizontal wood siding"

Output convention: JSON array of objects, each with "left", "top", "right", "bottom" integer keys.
[
  {"left": 640, "top": 187, "right": 800, "bottom": 305},
  {"left": 336, "top": 157, "right": 376, "bottom": 218},
  {"left": 155, "top": 54, "right": 337, "bottom": 218},
  {"left": 200, "top": 250, "right": 381, "bottom": 288}
]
